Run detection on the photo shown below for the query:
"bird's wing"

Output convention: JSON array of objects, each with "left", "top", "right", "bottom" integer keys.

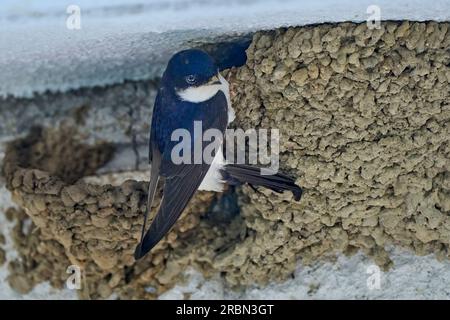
[
  {"left": 134, "top": 145, "right": 161, "bottom": 260},
  {"left": 135, "top": 90, "right": 228, "bottom": 259},
  {"left": 135, "top": 164, "right": 208, "bottom": 258},
  {"left": 135, "top": 91, "right": 163, "bottom": 260}
]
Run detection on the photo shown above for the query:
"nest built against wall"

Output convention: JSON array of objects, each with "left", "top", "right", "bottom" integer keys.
[{"left": 1, "top": 21, "right": 450, "bottom": 298}]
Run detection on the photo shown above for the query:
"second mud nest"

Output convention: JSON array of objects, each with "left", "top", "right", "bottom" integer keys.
[{"left": 2, "top": 127, "right": 242, "bottom": 299}]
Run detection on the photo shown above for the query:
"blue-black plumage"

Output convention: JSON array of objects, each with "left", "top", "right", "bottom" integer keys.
[{"left": 134, "top": 49, "right": 302, "bottom": 260}]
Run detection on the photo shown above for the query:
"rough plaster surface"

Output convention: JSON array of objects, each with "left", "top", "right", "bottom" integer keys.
[
  {"left": 160, "top": 248, "right": 450, "bottom": 299},
  {"left": 1, "top": 0, "right": 450, "bottom": 98},
  {"left": 0, "top": 21, "right": 449, "bottom": 299}
]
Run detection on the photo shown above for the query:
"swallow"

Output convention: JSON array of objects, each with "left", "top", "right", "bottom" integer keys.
[{"left": 134, "top": 49, "right": 302, "bottom": 260}]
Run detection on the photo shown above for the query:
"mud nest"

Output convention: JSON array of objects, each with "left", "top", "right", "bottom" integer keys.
[
  {"left": 1, "top": 21, "right": 450, "bottom": 297},
  {"left": 222, "top": 21, "right": 450, "bottom": 284},
  {"left": 1, "top": 126, "right": 234, "bottom": 299}
]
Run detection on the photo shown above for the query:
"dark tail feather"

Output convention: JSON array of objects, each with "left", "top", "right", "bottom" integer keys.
[{"left": 222, "top": 164, "right": 302, "bottom": 201}]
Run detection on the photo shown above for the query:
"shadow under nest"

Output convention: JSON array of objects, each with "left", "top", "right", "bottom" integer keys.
[{"left": 1, "top": 126, "right": 245, "bottom": 299}]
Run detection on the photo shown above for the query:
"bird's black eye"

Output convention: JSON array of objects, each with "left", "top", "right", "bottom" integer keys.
[{"left": 185, "top": 74, "right": 196, "bottom": 84}]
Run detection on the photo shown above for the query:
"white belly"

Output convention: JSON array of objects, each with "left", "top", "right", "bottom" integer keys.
[
  {"left": 198, "top": 73, "right": 234, "bottom": 192},
  {"left": 198, "top": 147, "right": 226, "bottom": 192}
]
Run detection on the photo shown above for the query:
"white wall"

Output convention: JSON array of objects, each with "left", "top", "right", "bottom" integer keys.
[{"left": 1, "top": 0, "right": 449, "bottom": 97}]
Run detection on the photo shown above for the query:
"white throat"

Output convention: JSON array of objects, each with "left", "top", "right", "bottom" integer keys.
[
  {"left": 176, "top": 74, "right": 225, "bottom": 103},
  {"left": 176, "top": 73, "right": 235, "bottom": 124}
]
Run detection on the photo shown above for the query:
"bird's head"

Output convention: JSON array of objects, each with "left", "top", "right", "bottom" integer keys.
[{"left": 162, "top": 49, "right": 223, "bottom": 102}]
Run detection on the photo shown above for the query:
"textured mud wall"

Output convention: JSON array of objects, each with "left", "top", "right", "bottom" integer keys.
[
  {"left": 221, "top": 21, "right": 450, "bottom": 284},
  {"left": 1, "top": 127, "right": 218, "bottom": 299},
  {"left": 1, "top": 21, "right": 449, "bottom": 298}
]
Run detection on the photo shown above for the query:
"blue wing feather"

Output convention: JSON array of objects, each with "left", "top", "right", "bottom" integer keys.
[{"left": 135, "top": 87, "right": 228, "bottom": 259}]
